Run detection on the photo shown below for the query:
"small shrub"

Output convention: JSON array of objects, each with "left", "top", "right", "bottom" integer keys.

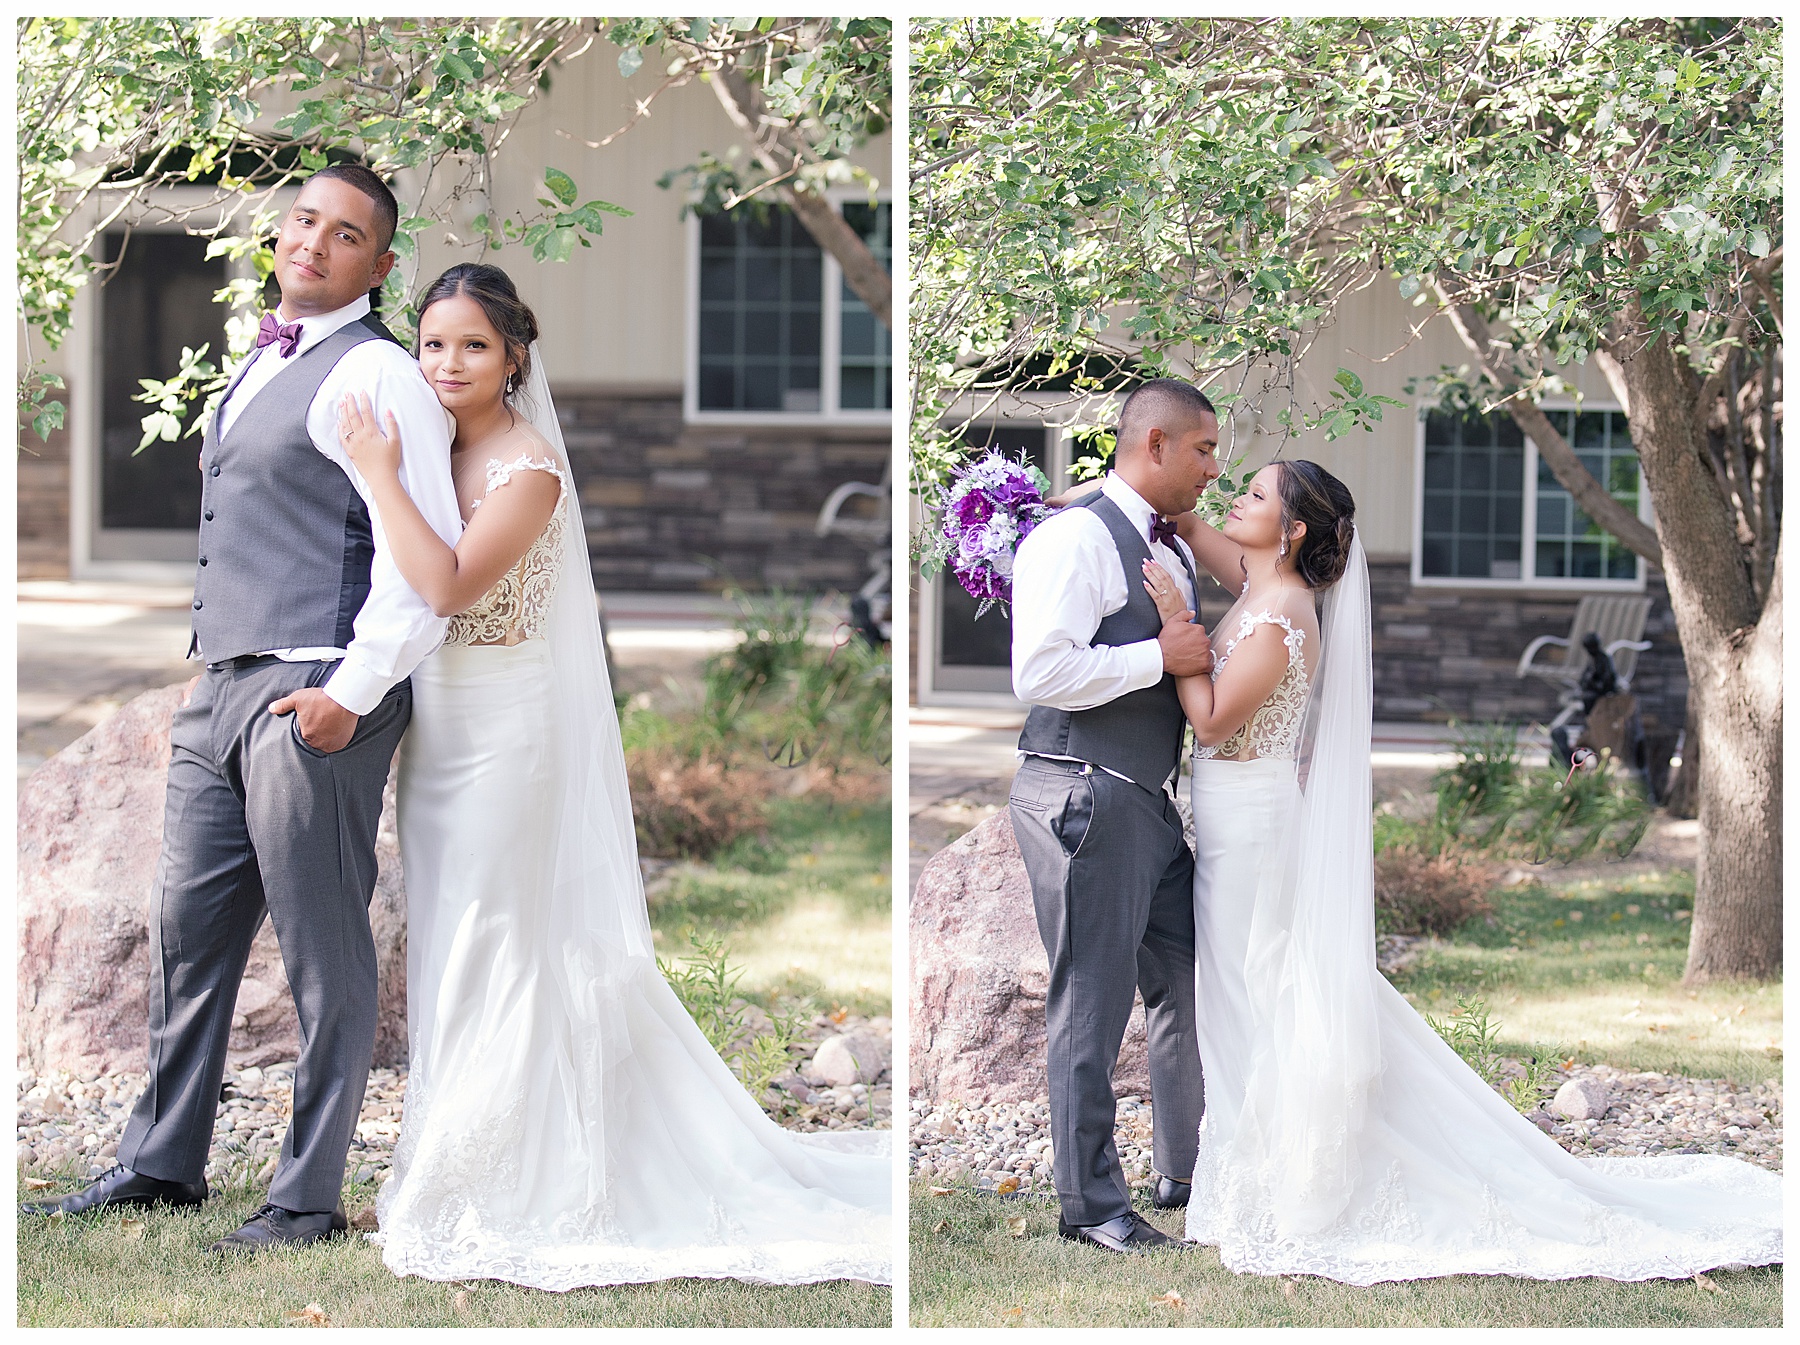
[
  {"left": 1433, "top": 720, "right": 1522, "bottom": 825},
  {"left": 658, "top": 932, "right": 808, "bottom": 1103},
  {"left": 626, "top": 745, "right": 768, "bottom": 860},
  {"left": 1374, "top": 840, "right": 1498, "bottom": 936},
  {"left": 1424, "top": 994, "right": 1561, "bottom": 1114},
  {"left": 1494, "top": 750, "right": 1651, "bottom": 864}
]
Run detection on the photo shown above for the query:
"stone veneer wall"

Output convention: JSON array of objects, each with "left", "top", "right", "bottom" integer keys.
[
  {"left": 1360, "top": 558, "right": 1689, "bottom": 736},
  {"left": 556, "top": 390, "right": 889, "bottom": 593},
  {"left": 18, "top": 409, "right": 71, "bottom": 579}
]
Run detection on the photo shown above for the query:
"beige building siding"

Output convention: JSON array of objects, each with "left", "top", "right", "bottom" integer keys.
[
  {"left": 1214, "top": 282, "right": 1617, "bottom": 560},
  {"left": 411, "top": 51, "right": 891, "bottom": 393}
]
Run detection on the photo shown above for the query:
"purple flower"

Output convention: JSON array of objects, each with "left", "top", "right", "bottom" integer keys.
[{"left": 938, "top": 450, "right": 1048, "bottom": 616}]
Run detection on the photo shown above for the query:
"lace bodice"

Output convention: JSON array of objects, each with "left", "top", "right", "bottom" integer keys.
[
  {"left": 1194, "top": 609, "right": 1310, "bottom": 761},
  {"left": 444, "top": 454, "right": 568, "bottom": 647}
]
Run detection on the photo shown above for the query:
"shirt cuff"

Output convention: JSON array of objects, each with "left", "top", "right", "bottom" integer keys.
[
  {"left": 321, "top": 658, "right": 395, "bottom": 716},
  {"left": 1121, "top": 638, "right": 1166, "bottom": 692}
]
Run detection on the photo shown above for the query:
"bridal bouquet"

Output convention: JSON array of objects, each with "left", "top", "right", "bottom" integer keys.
[{"left": 935, "top": 451, "right": 1052, "bottom": 617}]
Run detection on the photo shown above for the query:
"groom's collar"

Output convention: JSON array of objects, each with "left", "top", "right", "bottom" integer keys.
[
  {"left": 269, "top": 293, "right": 372, "bottom": 360},
  {"left": 1101, "top": 473, "right": 1161, "bottom": 539}
]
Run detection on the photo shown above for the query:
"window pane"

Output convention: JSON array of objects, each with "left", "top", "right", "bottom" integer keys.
[
  {"left": 838, "top": 201, "right": 891, "bottom": 410},
  {"left": 694, "top": 206, "right": 823, "bottom": 412},
  {"left": 1532, "top": 412, "right": 1640, "bottom": 582},
  {"left": 1416, "top": 411, "right": 1524, "bottom": 578}
]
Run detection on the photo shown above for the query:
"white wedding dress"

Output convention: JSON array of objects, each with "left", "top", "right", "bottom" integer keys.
[
  {"left": 371, "top": 355, "right": 890, "bottom": 1290},
  {"left": 1183, "top": 535, "right": 1781, "bottom": 1284}
]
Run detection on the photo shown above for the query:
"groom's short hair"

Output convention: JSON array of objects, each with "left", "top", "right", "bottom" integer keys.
[
  {"left": 1117, "top": 379, "right": 1217, "bottom": 450},
  {"left": 308, "top": 163, "right": 399, "bottom": 253}
]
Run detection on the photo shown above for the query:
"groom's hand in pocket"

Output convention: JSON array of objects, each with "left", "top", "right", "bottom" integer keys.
[
  {"left": 1158, "top": 614, "right": 1213, "bottom": 676},
  {"left": 269, "top": 688, "right": 360, "bottom": 754}
]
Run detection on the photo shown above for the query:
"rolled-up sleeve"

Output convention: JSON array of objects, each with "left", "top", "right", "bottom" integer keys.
[
  {"left": 306, "top": 344, "right": 462, "bottom": 715},
  {"left": 1010, "top": 512, "right": 1166, "bottom": 710}
]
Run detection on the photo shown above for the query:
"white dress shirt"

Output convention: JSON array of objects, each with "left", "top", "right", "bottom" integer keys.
[
  {"left": 1011, "top": 473, "right": 1198, "bottom": 711},
  {"left": 215, "top": 294, "right": 463, "bottom": 715}
]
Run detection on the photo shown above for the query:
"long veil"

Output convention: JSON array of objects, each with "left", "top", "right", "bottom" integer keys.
[
  {"left": 1239, "top": 529, "right": 1381, "bottom": 1233},
  {"left": 514, "top": 342, "right": 656, "bottom": 968}
]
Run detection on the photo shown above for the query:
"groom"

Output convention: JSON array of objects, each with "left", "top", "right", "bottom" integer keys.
[
  {"left": 1009, "top": 379, "right": 1221, "bottom": 1252},
  {"left": 22, "top": 166, "right": 463, "bottom": 1252}
]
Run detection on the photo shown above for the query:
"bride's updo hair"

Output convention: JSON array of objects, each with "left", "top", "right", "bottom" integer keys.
[
  {"left": 1275, "top": 459, "right": 1357, "bottom": 589},
  {"left": 416, "top": 263, "right": 540, "bottom": 397}
]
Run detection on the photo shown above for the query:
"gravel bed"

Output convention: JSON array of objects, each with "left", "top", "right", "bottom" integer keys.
[
  {"left": 18, "top": 1015, "right": 890, "bottom": 1187},
  {"left": 909, "top": 1065, "right": 1782, "bottom": 1194}
]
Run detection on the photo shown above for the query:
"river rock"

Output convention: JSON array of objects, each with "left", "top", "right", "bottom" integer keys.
[
  {"left": 17, "top": 683, "right": 410, "bottom": 1076},
  {"left": 1552, "top": 1076, "right": 1611, "bottom": 1121},
  {"left": 809, "top": 1030, "right": 891, "bottom": 1086},
  {"left": 911, "top": 810, "right": 1151, "bottom": 1103}
]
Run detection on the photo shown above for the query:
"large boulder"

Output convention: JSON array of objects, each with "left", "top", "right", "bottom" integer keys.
[
  {"left": 910, "top": 810, "right": 1151, "bottom": 1103},
  {"left": 18, "top": 684, "right": 409, "bottom": 1076}
]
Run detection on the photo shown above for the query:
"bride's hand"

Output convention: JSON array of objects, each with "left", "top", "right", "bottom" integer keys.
[
  {"left": 338, "top": 392, "right": 402, "bottom": 480},
  {"left": 1043, "top": 476, "right": 1104, "bottom": 510},
  {"left": 1141, "top": 558, "right": 1191, "bottom": 624}
]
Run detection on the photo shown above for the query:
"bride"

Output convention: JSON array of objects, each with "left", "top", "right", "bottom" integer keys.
[
  {"left": 1140, "top": 458, "right": 1780, "bottom": 1284},
  {"left": 334, "top": 262, "right": 890, "bottom": 1290}
]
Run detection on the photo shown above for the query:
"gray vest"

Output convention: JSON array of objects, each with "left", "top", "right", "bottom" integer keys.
[
  {"left": 190, "top": 313, "right": 398, "bottom": 663},
  {"left": 1017, "top": 493, "right": 1200, "bottom": 791}
]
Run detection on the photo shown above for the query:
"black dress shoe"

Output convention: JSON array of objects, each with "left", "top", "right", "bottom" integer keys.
[
  {"left": 207, "top": 1203, "right": 348, "bottom": 1255},
  {"left": 20, "top": 1164, "right": 207, "bottom": 1217},
  {"left": 1057, "top": 1209, "right": 1176, "bottom": 1253},
  {"left": 1152, "top": 1175, "right": 1191, "bottom": 1209}
]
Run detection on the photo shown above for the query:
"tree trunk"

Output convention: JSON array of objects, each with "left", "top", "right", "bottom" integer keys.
[{"left": 1616, "top": 334, "right": 1782, "bottom": 982}]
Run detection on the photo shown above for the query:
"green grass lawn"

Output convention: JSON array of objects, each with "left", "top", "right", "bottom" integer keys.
[
  {"left": 652, "top": 791, "right": 893, "bottom": 1017},
  {"left": 910, "top": 862, "right": 1782, "bottom": 1327},
  {"left": 1393, "top": 869, "right": 1782, "bottom": 1084},
  {"left": 20, "top": 786, "right": 895, "bottom": 1328},
  {"left": 908, "top": 1186, "right": 1781, "bottom": 1328},
  {"left": 19, "top": 1182, "right": 891, "bottom": 1328}
]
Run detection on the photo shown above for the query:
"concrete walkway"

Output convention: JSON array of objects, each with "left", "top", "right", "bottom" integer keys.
[{"left": 16, "top": 582, "right": 749, "bottom": 781}]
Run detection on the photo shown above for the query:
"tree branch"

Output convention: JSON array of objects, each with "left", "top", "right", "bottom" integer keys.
[
  {"left": 709, "top": 63, "right": 891, "bottom": 330},
  {"left": 1440, "top": 292, "right": 1664, "bottom": 566}
]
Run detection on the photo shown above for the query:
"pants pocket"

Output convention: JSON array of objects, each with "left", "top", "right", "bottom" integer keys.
[{"left": 1053, "top": 775, "right": 1095, "bottom": 858}]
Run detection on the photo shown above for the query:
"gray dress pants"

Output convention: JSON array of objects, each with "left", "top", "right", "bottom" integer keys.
[
  {"left": 1010, "top": 755, "right": 1204, "bottom": 1227},
  {"left": 117, "top": 656, "right": 410, "bottom": 1213}
]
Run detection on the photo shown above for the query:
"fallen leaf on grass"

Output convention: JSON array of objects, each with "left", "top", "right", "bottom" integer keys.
[
  {"left": 1281, "top": 1278, "right": 1299, "bottom": 1300},
  {"left": 1151, "top": 1289, "right": 1185, "bottom": 1309},
  {"left": 452, "top": 1290, "right": 470, "bottom": 1316},
  {"left": 995, "top": 1175, "right": 1020, "bottom": 1195},
  {"left": 929, "top": 1186, "right": 953, "bottom": 1196},
  {"left": 119, "top": 1216, "right": 147, "bottom": 1241},
  {"left": 22, "top": 1177, "right": 52, "bottom": 1191},
  {"left": 1005, "top": 1215, "right": 1028, "bottom": 1238},
  {"left": 1002, "top": 1307, "right": 1023, "bottom": 1318},
  {"left": 285, "top": 1303, "right": 331, "bottom": 1327},
  {"left": 931, "top": 1219, "right": 948, "bottom": 1234},
  {"left": 1694, "top": 1273, "right": 1723, "bottom": 1295},
  {"left": 349, "top": 1207, "right": 378, "bottom": 1232}
]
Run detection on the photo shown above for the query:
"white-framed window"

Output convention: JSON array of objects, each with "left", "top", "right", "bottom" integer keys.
[
  {"left": 683, "top": 190, "right": 890, "bottom": 425},
  {"left": 1412, "top": 403, "right": 1648, "bottom": 591},
  {"left": 68, "top": 190, "right": 282, "bottom": 579}
]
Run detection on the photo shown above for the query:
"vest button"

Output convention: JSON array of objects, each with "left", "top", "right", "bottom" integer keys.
[
  {"left": 199, "top": 556, "right": 208, "bottom": 566},
  {"left": 210, "top": 465, "right": 220, "bottom": 476},
  {"left": 204, "top": 510, "right": 214, "bottom": 522},
  {"left": 193, "top": 599, "right": 203, "bottom": 610}
]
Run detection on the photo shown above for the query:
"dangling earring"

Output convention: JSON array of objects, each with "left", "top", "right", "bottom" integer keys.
[
  {"left": 505, "top": 373, "right": 515, "bottom": 397},
  {"left": 1278, "top": 532, "right": 1290, "bottom": 564}
]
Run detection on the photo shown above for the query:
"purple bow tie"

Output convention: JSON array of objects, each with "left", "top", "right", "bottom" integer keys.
[
  {"left": 256, "top": 312, "right": 304, "bottom": 358},
  {"left": 1149, "top": 517, "right": 1180, "bottom": 547}
]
